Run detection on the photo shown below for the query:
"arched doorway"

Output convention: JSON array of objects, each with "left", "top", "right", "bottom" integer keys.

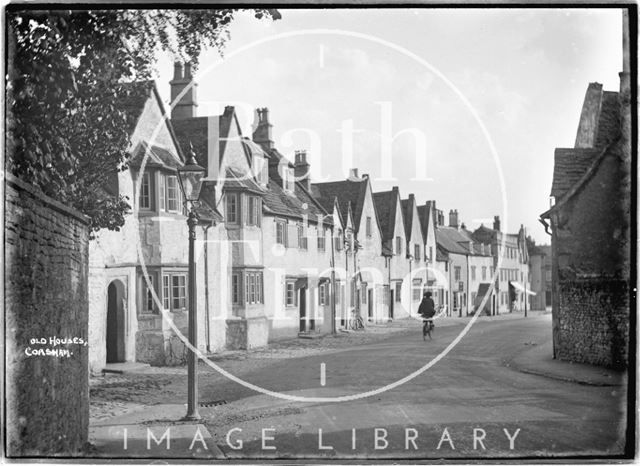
[{"left": 106, "top": 280, "right": 126, "bottom": 363}]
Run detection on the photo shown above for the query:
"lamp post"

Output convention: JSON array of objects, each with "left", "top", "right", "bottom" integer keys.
[{"left": 177, "top": 144, "right": 206, "bottom": 421}]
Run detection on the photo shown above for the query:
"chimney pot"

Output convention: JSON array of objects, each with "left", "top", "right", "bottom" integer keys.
[
  {"left": 173, "top": 62, "right": 183, "bottom": 80},
  {"left": 349, "top": 168, "right": 359, "bottom": 179},
  {"left": 493, "top": 215, "right": 501, "bottom": 231},
  {"left": 170, "top": 62, "right": 197, "bottom": 119},
  {"left": 253, "top": 108, "right": 274, "bottom": 150}
]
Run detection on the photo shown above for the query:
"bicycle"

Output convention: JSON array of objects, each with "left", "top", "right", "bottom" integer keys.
[
  {"left": 422, "top": 318, "right": 435, "bottom": 340},
  {"left": 349, "top": 312, "right": 365, "bottom": 330}
]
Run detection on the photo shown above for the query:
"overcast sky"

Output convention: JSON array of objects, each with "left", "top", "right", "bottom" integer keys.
[{"left": 156, "top": 8, "right": 623, "bottom": 244}]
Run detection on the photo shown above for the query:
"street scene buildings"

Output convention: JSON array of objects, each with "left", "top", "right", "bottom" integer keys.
[{"left": 4, "top": 6, "right": 633, "bottom": 461}]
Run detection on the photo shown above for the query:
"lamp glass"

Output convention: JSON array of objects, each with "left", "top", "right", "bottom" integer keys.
[{"left": 178, "top": 164, "right": 205, "bottom": 202}]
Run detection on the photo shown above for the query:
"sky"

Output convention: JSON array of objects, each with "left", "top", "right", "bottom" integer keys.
[{"left": 155, "top": 8, "right": 623, "bottom": 244}]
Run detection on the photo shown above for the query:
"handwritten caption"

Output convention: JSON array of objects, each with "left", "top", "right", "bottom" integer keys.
[{"left": 25, "top": 337, "right": 88, "bottom": 358}]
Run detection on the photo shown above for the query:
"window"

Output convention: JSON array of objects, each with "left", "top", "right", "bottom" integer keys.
[
  {"left": 454, "top": 266, "right": 461, "bottom": 282},
  {"left": 471, "top": 266, "right": 476, "bottom": 281},
  {"left": 162, "top": 276, "right": 170, "bottom": 309},
  {"left": 317, "top": 231, "right": 326, "bottom": 251},
  {"left": 395, "top": 281, "right": 402, "bottom": 302},
  {"left": 161, "top": 273, "right": 187, "bottom": 310},
  {"left": 298, "top": 225, "right": 307, "bottom": 250},
  {"left": 166, "top": 175, "right": 180, "bottom": 212},
  {"left": 285, "top": 281, "right": 296, "bottom": 306},
  {"left": 482, "top": 266, "right": 487, "bottom": 280},
  {"left": 412, "top": 279, "right": 422, "bottom": 301},
  {"left": 171, "top": 275, "right": 186, "bottom": 309},
  {"left": 244, "top": 272, "right": 263, "bottom": 304},
  {"left": 226, "top": 193, "right": 238, "bottom": 224},
  {"left": 142, "top": 274, "right": 155, "bottom": 313},
  {"left": 414, "top": 244, "right": 420, "bottom": 261},
  {"left": 521, "top": 271, "right": 524, "bottom": 282},
  {"left": 396, "top": 236, "right": 402, "bottom": 255},
  {"left": 319, "top": 282, "right": 327, "bottom": 306},
  {"left": 361, "top": 284, "right": 367, "bottom": 304},
  {"left": 276, "top": 221, "right": 287, "bottom": 246},
  {"left": 429, "top": 246, "right": 433, "bottom": 262},
  {"left": 246, "top": 196, "right": 260, "bottom": 226},
  {"left": 366, "top": 216, "right": 372, "bottom": 237},
  {"left": 445, "top": 262, "right": 449, "bottom": 272},
  {"left": 232, "top": 273, "right": 241, "bottom": 304},
  {"left": 490, "top": 266, "right": 494, "bottom": 278},
  {"left": 471, "top": 292, "right": 477, "bottom": 304},
  {"left": 335, "top": 229, "right": 343, "bottom": 251},
  {"left": 546, "top": 270, "right": 552, "bottom": 281},
  {"left": 159, "top": 175, "right": 166, "bottom": 211},
  {"left": 284, "top": 168, "right": 295, "bottom": 192},
  {"left": 139, "top": 173, "right": 151, "bottom": 210}
]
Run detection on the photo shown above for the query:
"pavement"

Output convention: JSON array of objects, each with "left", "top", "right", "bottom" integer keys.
[{"left": 88, "top": 311, "right": 628, "bottom": 459}]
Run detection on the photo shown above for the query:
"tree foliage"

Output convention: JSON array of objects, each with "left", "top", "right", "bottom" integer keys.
[{"left": 6, "top": 9, "right": 280, "bottom": 234}]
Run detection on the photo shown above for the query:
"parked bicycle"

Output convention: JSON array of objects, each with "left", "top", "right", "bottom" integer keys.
[{"left": 348, "top": 311, "right": 365, "bottom": 330}]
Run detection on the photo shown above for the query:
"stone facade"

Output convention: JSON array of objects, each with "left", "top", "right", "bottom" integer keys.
[
  {"left": 5, "top": 174, "right": 90, "bottom": 455},
  {"left": 540, "top": 23, "right": 631, "bottom": 369}
]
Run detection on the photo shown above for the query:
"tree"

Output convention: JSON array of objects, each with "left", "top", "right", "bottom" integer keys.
[{"left": 6, "top": 9, "right": 280, "bottom": 234}]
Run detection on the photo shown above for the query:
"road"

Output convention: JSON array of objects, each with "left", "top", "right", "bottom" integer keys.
[{"left": 193, "top": 315, "right": 628, "bottom": 459}]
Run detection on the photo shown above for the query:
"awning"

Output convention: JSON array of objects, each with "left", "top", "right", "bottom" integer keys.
[{"left": 509, "top": 281, "right": 536, "bottom": 295}]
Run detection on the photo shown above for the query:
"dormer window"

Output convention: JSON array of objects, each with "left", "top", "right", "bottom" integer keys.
[
  {"left": 283, "top": 168, "right": 295, "bottom": 192},
  {"left": 158, "top": 173, "right": 182, "bottom": 214},
  {"left": 253, "top": 154, "right": 268, "bottom": 186}
]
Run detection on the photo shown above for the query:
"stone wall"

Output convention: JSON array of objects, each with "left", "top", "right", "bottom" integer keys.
[
  {"left": 556, "top": 278, "right": 629, "bottom": 369},
  {"left": 5, "top": 174, "right": 90, "bottom": 455}
]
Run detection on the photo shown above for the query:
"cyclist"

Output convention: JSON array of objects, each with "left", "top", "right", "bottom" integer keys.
[{"left": 418, "top": 291, "right": 436, "bottom": 340}]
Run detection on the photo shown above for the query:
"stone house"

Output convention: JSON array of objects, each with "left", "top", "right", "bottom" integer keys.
[
  {"left": 87, "top": 81, "right": 223, "bottom": 373},
  {"left": 528, "top": 244, "right": 551, "bottom": 311},
  {"left": 401, "top": 194, "right": 429, "bottom": 315},
  {"left": 472, "top": 217, "right": 531, "bottom": 314},
  {"left": 538, "top": 32, "right": 630, "bottom": 369},
  {"left": 418, "top": 201, "right": 446, "bottom": 311},
  {"left": 373, "top": 187, "right": 414, "bottom": 319},
  {"left": 313, "top": 170, "right": 389, "bottom": 324},
  {"left": 170, "top": 64, "right": 335, "bottom": 347}
]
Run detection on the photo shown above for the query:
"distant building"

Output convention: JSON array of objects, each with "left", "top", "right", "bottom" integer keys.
[
  {"left": 539, "top": 16, "right": 631, "bottom": 369},
  {"left": 472, "top": 217, "right": 531, "bottom": 314},
  {"left": 528, "top": 244, "right": 551, "bottom": 311}
]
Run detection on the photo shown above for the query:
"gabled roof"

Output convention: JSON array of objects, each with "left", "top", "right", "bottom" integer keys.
[
  {"left": 417, "top": 202, "right": 435, "bottom": 241},
  {"left": 550, "top": 148, "right": 601, "bottom": 198},
  {"left": 223, "top": 168, "right": 264, "bottom": 194},
  {"left": 373, "top": 189, "right": 401, "bottom": 242},
  {"left": 121, "top": 80, "right": 185, "bottom": 162},
  {"left": 261, "top": 178, "right": 330, "bottom": 225},
  {"left": 400, "top": 198, "right": 414, "bottom": 240},
  {"left": 436, "top": 226, "right": 469, "bottom": 255},
  {"left": 544, "top": 84, "right": 622, "bottom": 216},
  {"left": 171, "top": 107, "right": 244, "bottom": 175},
  {"left": 130, "top": 142, "right": 182, "bottom": 170},
  {"left": 312, "top": 178, "right": 368, "bottom": 231}
]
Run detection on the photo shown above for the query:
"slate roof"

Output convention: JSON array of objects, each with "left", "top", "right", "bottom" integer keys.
[
  {"left": 550, "top": 148, "right": 601, "bottom": 198},
  {"left": 372, "top": 190, "right": 399, "bottom": 242},
  {"left": 130, "top": 142, "right": 182, "bottom": 170},
  {"left": 262, "top": 178, "right": 330, "bottom": 225},
  {"left": 171, "top": 107, "right": 240, "bottom": 175},
  {"left": 549, "top": 87, "right": 621, "bottom": 200},
  {"left": 312, "top": 179, "right": 368, "bottom": 232},
  {"left": 436, "top": 245, "right": 449, "bottom": 262},
  {"left": 400, "top": 199, "right": 416, "bottom": 240},
  {"left": 436, "top": 227, "right": 469, "bottom": 255},
  {"left": 416, "top": 203, "right": 435, "bottom": 240},
  {"left": 223, "top": 168, "right": 264, "bottom": 194}
]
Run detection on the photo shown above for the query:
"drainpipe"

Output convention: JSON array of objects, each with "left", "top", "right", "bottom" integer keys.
[
  {"left": 330, "top": 224, "right": 337, "bottom": 334},
  {"left": 408, "top": 256, "right": 412, "bottom": 317},
  {"left": 203, "top": 224, "right": 212, "bottom": 353},
  {"left": 466, "top": 254, "right": 470, "bottom": 317},
  {"left": 387, "top": 255, "right": 391, "bottom": 320}
]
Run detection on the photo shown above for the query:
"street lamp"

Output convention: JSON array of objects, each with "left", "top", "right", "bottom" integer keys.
[{"left": 177, "top": 143, "right": 206, "bottom": 421}]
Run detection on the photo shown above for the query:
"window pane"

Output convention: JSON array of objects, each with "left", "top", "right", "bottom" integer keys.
[
  {"left": 159, "top": 175, "right": 166, "bottom": 211},
  {"left": 145, "top": 274, "right": 154, "bottom": 312},
  {"left": 162, "top": 275, "right": 170, "bottom": 309},
  {"left": 140, "top": 173, "right": 151, "bottom": 209},
  {"left": 167, "top": 176, "right": 179, "bottom": 212}
]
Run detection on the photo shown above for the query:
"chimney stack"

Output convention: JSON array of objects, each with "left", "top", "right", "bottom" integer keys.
[
  {"left": 294, "top": 150, "right": 311, "bottom": 191},
  {"left": 493, "top": 215, "right": 501, "bottom": 231},
  {"left": 449, "top": 209, "right": 459, "bottom": 228},
  {"left": 170, "top": 62, "right": 198, "bottom": 119},
  {"left": 253, "top": 108, "right": 274, "bottom": 150},
  {"left": 348, "top": 168, "right": 359, "bottom": 180}
]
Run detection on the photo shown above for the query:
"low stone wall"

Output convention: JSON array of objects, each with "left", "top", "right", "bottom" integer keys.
[
  {"left": 227, "top": 317, "right": 269, "bottom": 350},
  {"left": 5, "top": 174, "right": 90, "bottom": 455},
  {"left": 556, "top": 277, "right": 629, "bottom": 370}
]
